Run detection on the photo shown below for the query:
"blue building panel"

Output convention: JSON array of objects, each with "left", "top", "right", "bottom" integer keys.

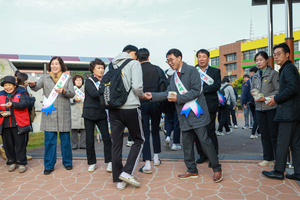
[{"left": 19, "top": 54, "right": 52, "bottom": 60}]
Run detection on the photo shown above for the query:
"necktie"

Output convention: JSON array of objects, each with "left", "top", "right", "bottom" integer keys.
[{"left": 177, "top": 71, "right": 180, "bottom": 77}]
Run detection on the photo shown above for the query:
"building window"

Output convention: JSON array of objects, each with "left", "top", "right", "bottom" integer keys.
[
  {"left": 243, "top": 68, "right": 251, "bottom": 75},
  {"left": 257, "top": 47, "right": 269, "bottom": 55},
  {"left": 295, "top": 60, "right": 300, "bottom": 70},
  {"left": 225, "top": 53, "right": 236, "bottom": 62},
  {"left": 211, "top": 57, "right": 219, "bottom": 66},
  {"left": 224, "top": 75, "right": 237, "bottom": 83},
  {"left": 295, "top": 40, "right": 299, "bottom": 52},
  {"left": 225, "top": 62, "right": 237, "bottom": 71},
  {"left": 243, "top": 49, "right": 256, "bottom": 60}
]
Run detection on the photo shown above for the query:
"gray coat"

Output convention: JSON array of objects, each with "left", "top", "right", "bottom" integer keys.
[
  {"left": 30, "top": 74, "right": 75, "bottom": 132},
  {"left": 70, "top": 86, "right": 85, "bottom": 129},
  {"left": 152, "top": 62, "right": 210, "bottom": 131},
  {"left": 251, "top": 66, "right": 279, "bottom": 111}
]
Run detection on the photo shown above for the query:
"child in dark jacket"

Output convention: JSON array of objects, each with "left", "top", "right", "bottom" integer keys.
[{"left": 0, "top": 76, "right": 31, "bottom": 173}]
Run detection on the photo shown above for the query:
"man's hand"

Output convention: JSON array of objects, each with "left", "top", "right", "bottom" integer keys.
[
  {"left": 143, "top": 92, "right": 152, "bottom": 100},
  {"left": 75, "top": 97, "right": 81, "bottom": 102},
  {"left": 55, "top": 87, "right": 66, "bottom": 94},
  {"left": 265, "top": 95, "right": 276, "bottom": 106},
  {"left": 255, "top": 96, "right": 266, "bottom": 102},
  {"left": 243, "top": 104, "right": 247, "bottom": 109},
  {"left": 5, "top": 102, "right": 12, "bottom": 108},
  {"left": 167, "top": 93, "right": 177, "bottom": 102}
]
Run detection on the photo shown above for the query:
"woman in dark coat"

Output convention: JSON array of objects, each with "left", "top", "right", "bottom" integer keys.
[{"left": 83, "top": 58, "right": 112, "bottom": 172}]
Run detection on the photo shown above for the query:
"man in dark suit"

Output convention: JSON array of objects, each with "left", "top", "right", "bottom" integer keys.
[
  {"left": 144, "top": 49, "right": 223, "bottom": 183},
  {"left": 194, "top": 49, "right": 221, "bottom": 166},
  {"left": 263, "top": 43, "right": 300, "bottom": 181}
]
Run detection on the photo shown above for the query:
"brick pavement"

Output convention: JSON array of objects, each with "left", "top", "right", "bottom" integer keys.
[{"left": 0, "top": 158, "right": 299, "bottom": 200}]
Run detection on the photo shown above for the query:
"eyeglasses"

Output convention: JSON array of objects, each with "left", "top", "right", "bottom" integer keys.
[
  {"left": 166, "top": 58, "right": 174, "bottom": 64},
  {"left": 273, "top": 51, "right": 283, "bottom": 57}
]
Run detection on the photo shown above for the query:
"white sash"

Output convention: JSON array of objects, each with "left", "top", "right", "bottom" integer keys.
[
  {"left": 174, "top": 72, "right": 204, "bottom": 118},
  {"left": 89, "top": 77, "right": 100, "bottom": 90},
  {"left": 196, "top": 66, "right": 214, "bottom": 85},
  {"left": 41, "top": 73, "right": 70, "bottom": 115},
  {"left": 74, "top": 86, "right": 85, "bottom": 100}
]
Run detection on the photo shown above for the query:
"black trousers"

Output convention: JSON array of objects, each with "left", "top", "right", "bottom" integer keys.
[
  {"left": 1, "top": 127, "right": 27, "bottom": 165},
  {"left": 274, "top": 121, "right": 300, "bottom": 173},
  {"left": 218, "top": 105, "right": 230, "bottom": 132},
  {"left": 182, "top": 127, "right": 221, "bottom": 173},
  {"left": 248, "top": 103, "right": 260, "bottom": 135},
  {"left": 109, "top": 108, "right": 145, "bottom": 182},
  {"left": 228, "top": 103, "right": 237, "bottom": 126},
  {"left": 256, "top": 110, "right": 278, "bottom": 161},
  {"left": 195, "top": 112, "right": 218, "bottom": 158},
  {"left": 84, "top": 118, "right": 112, "bottom": 165}
]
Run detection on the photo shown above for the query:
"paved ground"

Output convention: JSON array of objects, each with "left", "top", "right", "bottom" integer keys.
[{"left": 1, "top": 115, "right": 299, "bottom": 199}]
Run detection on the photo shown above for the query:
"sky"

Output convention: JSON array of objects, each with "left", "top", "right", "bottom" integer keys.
[{"left": 1, "top": 0, "right": 300, "bottom": 70}]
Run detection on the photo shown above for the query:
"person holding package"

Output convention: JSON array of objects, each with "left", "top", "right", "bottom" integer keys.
[
  {"left": 70, "top": 75, "right": 86, "bottom": 150},
  {"left": 29, "top": 56, "right": 75, "bottom": 175},
  {"left": 251, "top": 51, "right": 279, "bottom": 167},
  {"left": 0, "top": 76, "right": 31, "bottom": 173}
]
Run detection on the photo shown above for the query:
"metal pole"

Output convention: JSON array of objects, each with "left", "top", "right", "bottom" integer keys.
[
  {"left": 267, "top": 0, "right": 274, "bottom": 69},
  {"left": 285, "top": 0, "right": 294, "bottom": 63},
  {"left": 43, "top": 63, "right": 47, "bottom": 74}
]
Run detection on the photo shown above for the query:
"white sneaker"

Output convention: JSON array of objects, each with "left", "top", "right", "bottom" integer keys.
[
  {"left": 216, "top": 131, "right": 225, "bottom": 136},
  {"left": 88, "top": 164, "right": 97, "bottom": 172},
  {"left": 250, "top": 135, "right": 258, "bottom": 139},
  {"left": 242, "top": 126, "right": 249, "bottom": 129},
  {"left": 165, "top": 136, "right": 171, "bottom": 148},
  {"left": 249, "top": 126, "right": 253, "bottom": 129},
  {"left": 258, "top": 134, "right": 261, "bottom": 137},
  {"left": 127, "top": 141, "right": 134, "bottom": 147},
  {"left": 226, "top": 128, "right": 233, "bottom": 135},
  {"left": 234, "top": 125, "right": 238, "bottom": 129},
  {"left": 19, "top": 165, "right": 26, "bottom": 173},
  {"left": 106, "top": 162, "right": 112, "bottom": 173},
  {"left": 258, "top": 160, "right": 275, "bottom": 166},
  {"left": 171, "top": 144, "right": 181, "bottom": 151}
]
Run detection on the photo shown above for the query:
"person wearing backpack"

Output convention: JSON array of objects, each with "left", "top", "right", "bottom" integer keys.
[
  {"left": 104, "top": 45, "right": 145, "bottom": 190},
  {"left": 137, "top": 48, "right": 164, "bottom": 174},
  {"left": 216, "top": 78, "right": 236, "bottom": 136}
]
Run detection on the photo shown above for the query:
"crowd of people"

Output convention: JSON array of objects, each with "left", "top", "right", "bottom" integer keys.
[{"left": 0, "top": 43, "right": 299, "bottom": 190}]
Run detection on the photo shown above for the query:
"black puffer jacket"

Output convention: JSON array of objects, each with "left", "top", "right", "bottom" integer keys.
[{"left": 274, "top": 60, "right": 300, "bottom": 121}]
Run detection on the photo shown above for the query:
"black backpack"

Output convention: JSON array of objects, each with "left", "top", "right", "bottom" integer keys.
[
  {"left": 99, "top": 59, "right": 132, "bottom": 109},
  {"left": 218, "top": 84, "right": 230, "bottom": 107},
  {"left": 156, "top": 67, "right": 176, "bottom": 114}
]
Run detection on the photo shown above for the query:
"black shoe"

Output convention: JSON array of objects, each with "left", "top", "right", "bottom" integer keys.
[
  {"left": 65, "top": 165, "right": 73, "bottom": 170},
  {"left": 196, "top": 157, "right": 208, "bottom": 164},
  {"left": 208, "top": 162, "right": 212, "bottom": 168},
  {"left": 72, "top": 148, "right": 77, "bottom": 150},
  {"left": 80, "top": 147, "right": 86, "bottom": 150},
  {"left": 286, "top": 174, "right": 300, "bottom": 181},
  {"left": 44, "top": 169, "right": 53, "bottom": 175},
  {"left": 262, "top": 170, "right": 284, "bottom": 180}
]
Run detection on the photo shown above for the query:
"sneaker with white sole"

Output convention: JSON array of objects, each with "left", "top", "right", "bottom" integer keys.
[
  {"left": 88, "top": 164, "right": 97, "bottom": 172},
  {"left": 19, "top": 165, "right": 26, "bottom": 173},
  {"left": 119, "top": 175, "right": 140, "bottom": 187},
  {"left": 106, "top": 162, "right": 112, "bottom": 173},
  {"left": 165, "top": 136, "right": 171, "bottom": 148},
  {"left": 226, "top": 128, "right": 233, "bottom": 134},
  {"left": 117, "top": 181, "right": 128, "bottom": 191},
  {"left": 216, "top": 131, "right": 225, "bottom": 136},
  {"left": 250, "top": 135, "right": 258, "bottom": 139},
  {"left": 171, "top": 144, "right": 181, "bottom": 151},
  {"left": 126, "top": 141, "right": 134, "bottom": 147},
  {"left": 8, "top": 164, "right": 17, "bottom": 172},
  {"left": 242, "top": 126, "right": 249, "bottom": 129},
  {"left": 258, "top": 160, "right": 275, "bottom": 166},
  {"left": 233, "top": 125, "right": 238, "bottom": 129}
]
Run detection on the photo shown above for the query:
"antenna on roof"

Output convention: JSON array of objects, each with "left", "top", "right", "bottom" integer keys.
[{"left": 250, "top": 10, "right": 254, "bottom": 40}]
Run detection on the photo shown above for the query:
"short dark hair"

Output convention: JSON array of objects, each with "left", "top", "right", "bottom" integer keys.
[
  {"left": 243, "top": 74, "right": 250, "bottom": 78},
  {"left": 47, "top": 57, "right": 68, "bottom": 72},
  {"left": 254, "top": 51, "right": 269, "bottom": 61},
  {"left": 14, "top": 70, "right": 21, "bottom": 77},
  {"left": 166, "top": 48, "right": 182, "bottom": 59},
  {"left": 17, "top": 73, "right": 28, "bottom": 85},
  {"left": 249, "top": 67, "right": 258, "bottom": 73},
  {"left": 89, "top": 58, "right": 106, "bottom": 73},
  {"left": 72, "top": 75, "right": 84, "bottom": 86},
  {"left": 138, "top": 48, "right": 149, "bottom": 62},
  {"left": 273, "top": 43, "right": 290, "bottom": 54},
  {"left": 222, "top": 77, "right": 230, "bottom": 84},
  {"left": 196, "top": 49, "right": 210, "bottom": 58},
  {"left": 123, "top": 45, "right": 139, "bottom": 58}
]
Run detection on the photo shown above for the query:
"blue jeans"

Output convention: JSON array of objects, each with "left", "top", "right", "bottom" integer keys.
[
  {"left": 44, "top": 131, "right": 73, "bottom": 170},
  {"left": 164, "top": 110, "right": 180, "bottom": 144},
  {"left": 243, "top": 103, "right": 254, "bottom": 127}
]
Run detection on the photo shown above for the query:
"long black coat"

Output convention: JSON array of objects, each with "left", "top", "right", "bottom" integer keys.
[
  {"left": 199, "top": 66, "right": 221, "bottom": 113},
  {"left": 274, "top": 60, "right": 300, "bottom": 122},
  {"left": 82, "top": 75, "right": 107, "bottom": 121}
]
